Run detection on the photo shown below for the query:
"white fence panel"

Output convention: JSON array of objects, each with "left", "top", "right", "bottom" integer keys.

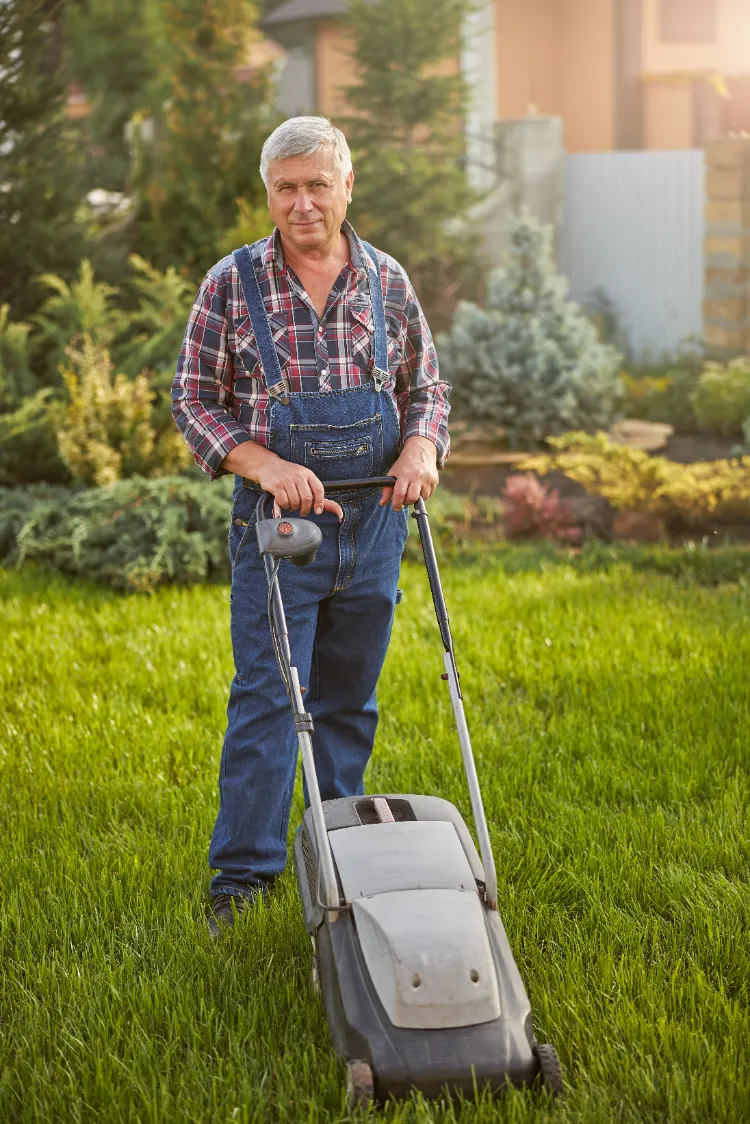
[{"left": 561, "top": 150, "right": 705, "bottom": 361}]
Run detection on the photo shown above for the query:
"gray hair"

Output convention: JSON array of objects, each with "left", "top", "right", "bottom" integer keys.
[{"left": 259, "top": 116, "right": 353, "bottom": 187}]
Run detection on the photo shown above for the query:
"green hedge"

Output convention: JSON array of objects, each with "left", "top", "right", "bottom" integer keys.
[{"left": 0, "top": 476, "right": 234, "bottom": 592}]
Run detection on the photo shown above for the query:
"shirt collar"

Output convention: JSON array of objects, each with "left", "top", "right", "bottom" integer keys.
[{"left": 263, "top": 220, "right": 373, "bottom": 277}]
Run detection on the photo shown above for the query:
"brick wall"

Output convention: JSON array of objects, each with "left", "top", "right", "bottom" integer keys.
[{"left": 704, "top": 138, "right": 750, "bottom": 356}]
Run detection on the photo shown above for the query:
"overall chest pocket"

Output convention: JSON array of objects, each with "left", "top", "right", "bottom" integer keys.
[{"left": 290, "top": 415, "right": 383, "bottom": 482}]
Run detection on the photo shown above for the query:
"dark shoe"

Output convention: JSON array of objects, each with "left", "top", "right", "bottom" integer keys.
[{"left": 207, "top": 890, "right": 262, "bottom": 937}]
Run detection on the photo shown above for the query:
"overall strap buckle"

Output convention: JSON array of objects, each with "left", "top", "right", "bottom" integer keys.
[
  {"left": 370, "top": 367, "right": 388, "bottom": 391},
  {"left": 267, "top": 379, "right": 290, "bottom": 406}
]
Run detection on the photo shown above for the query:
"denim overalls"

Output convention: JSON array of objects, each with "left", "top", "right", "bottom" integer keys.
[{"left": 209, "top": 239, "right": 409, "bottom": 898}]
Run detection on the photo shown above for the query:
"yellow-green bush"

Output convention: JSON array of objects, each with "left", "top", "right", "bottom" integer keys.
[
  {"left": 521, "top": 432, "right": 750, "bottom": 527},
  {"left": 689, "top": 358, "right": 750, "bottom": 438},
  {"left": 621, "top": 366, "right": 700, "bottom": 431},
  {"left": 56, "top": 335, "right": 189, "bottom": 486}
]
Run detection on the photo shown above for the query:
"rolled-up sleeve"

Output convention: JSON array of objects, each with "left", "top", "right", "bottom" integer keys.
[
  {"left": 171, "top": 272, "right": 251, "bottom": 480},
  {"left": 394, "top": 281, "right": 451, "bottom": 468}
]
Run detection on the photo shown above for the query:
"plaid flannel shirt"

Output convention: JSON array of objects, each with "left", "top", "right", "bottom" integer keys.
[{"left": 171, "top": 222, "right": 450, "bottom": 480}]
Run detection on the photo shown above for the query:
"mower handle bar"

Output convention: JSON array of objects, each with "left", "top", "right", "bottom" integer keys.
[
  {"left": 256, "top": 477, "right": 397, "bottom": 522},
  {"left": 256, "top": 476, "right": 499, "bottom": 910}
]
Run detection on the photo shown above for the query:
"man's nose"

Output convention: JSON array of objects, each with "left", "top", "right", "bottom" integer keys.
[{"left": 293, "top": 190, "right": 314, "bottom": 214}]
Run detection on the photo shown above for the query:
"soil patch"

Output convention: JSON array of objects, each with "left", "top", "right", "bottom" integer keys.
[{"left": 662, "top": 433, "right": 740, "bottom": 463}]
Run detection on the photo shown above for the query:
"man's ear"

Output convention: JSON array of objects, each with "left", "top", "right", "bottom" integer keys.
[{"left": 345, "top": 169, "right": 354, "bottom": 204}]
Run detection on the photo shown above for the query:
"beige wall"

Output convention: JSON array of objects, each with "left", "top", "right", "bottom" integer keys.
[
  {"left": 315, "top": 21, "right": 357, "bottom": 118},
  {"left": 643, "top": 80, "right": 694, "bottom": 148},
  {"left": 494, "top": 0, "right": 616, "bottom": 152},
  {"left": 558, "top": 0, "right": 616, "bottom": 151},
  {"left": 495, "top": 0, "right": 559, "bottom": 119},
  {"left": 642, "top": 0, "right": 750, "bottom": 78}
]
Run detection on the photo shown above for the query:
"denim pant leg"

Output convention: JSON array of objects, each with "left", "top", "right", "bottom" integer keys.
[
  {"left": 209, "top": 511, "right": 340, "bottom": 897},
  {"left": 306, "top": 496, "right": 409, "bottom": 802},
  {"left": 209, "top": 497, "right": 407, "bottom": 896}
]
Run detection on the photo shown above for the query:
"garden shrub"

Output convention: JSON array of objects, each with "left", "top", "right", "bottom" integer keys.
[
  {"left": 32, "top": 256, "right": 195, "bottom": 382},
  {"left": 521, "top": 432, "right": 750, "bottom": 529},
  {"left": 623, "top": 356, "right": 750, "bottom": 439},
  {"left": 56, "top": 334, "right": 190, "bottom": 486},
  {"left": 0, "top": 305, "right": 72, "bottom": 486},
  {"left": 621, "top": 361, "right": 701, "bottom": 432},
  {"left": 115, "top": 255, "right": 195, "bottom": 379},
  {"left": 501, "top": 475, "right": 581, "bottom": 544},
  {"left": 437, "top": 212, "right": 623, "bottom": 447},
  {"left": 689, "top": 359, "right": 750, "bottom": 438},
  {"left": 34, "top": 260, "right": 127, "bottom": 383},
  {"left": 0, "top": 304, "right": 36, "bottom": 410},
  {"left": 0, "top": 476, "right": 234, "bottom": 592},
  {"left": 0, "top": 391, "right": 71, "bottom": 487}
]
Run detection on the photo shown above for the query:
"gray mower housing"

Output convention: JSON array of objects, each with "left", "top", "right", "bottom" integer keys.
[{"left": 293, "top": 794, "right": 539, "bottom": 1101}]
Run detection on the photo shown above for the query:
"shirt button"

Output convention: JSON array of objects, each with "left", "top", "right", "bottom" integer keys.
[
  {"left": 321, "top": 368, "right": 329, "bottom": 377},
  {"left": 318, "top": 325, "right": 324, "bottom": 334}
]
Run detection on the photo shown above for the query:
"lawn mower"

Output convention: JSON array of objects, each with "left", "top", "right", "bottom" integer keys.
[{"left": 255, "top": 477, "right": 562, "bottom": 1106}]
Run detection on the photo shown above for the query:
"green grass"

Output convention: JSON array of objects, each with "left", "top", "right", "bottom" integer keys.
[{"left": 1, "top": 558, "right": 749, "bottom": 1123}]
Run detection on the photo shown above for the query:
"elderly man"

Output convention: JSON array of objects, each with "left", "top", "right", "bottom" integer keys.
[{"left": 172, "top": 116, "right": 450, "bottom": 934}]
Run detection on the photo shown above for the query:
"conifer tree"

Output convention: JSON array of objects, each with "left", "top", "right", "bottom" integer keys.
[
  {"left": 438, "top": 213, "right": 624, "bottom": 446},
  {"left": 130, "top": 0, "right": 274, "bottom": 276},
  {"left": 340, "top": 0, "right": 478, "bottom": 329},
  {"left": 0, "top": 0, "right": 88, "bottom": 320},
  {"left": 64, "top": 0, "right": 161, "bottom": 193}
]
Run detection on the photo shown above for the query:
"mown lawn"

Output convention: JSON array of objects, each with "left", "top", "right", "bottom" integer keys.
[{"left": 1, "top": 556, "right": 748, "bottom": 1123}]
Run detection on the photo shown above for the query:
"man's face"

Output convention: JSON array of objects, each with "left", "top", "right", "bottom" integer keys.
[{"left": 266, "top": 146, "right": 353, "bottom": 254}]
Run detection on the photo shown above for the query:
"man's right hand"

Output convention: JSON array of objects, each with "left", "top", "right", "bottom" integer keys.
[{"left": 221, "top": 442, "right": 343, "bottom": 520}]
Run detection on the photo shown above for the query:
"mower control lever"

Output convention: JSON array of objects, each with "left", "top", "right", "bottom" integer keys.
[{"left": 256, "top": 517, "right": 323, "bottom": 566}]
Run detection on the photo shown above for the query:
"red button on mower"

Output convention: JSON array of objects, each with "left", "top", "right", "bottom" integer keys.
[{"left": 277, "top": 521, "right": 294, "bottom": 536}]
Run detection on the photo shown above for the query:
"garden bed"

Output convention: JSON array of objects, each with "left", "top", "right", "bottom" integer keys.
[{"left": 442, "top": 425, "right": 750, "bottom": 547}]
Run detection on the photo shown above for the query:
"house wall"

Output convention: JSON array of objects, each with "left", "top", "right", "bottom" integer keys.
[
  {"left": 639, "top": 0, "right": 750, "bottom": 149},
  {"left": 558, "top": 0, "right": 617, "bottom": 152},
  {"left": 494, "top": 0, "right": 616, "bottom": 153},
  {"left": 315, "top": 21, "right": 357, "bottom": 118},
  {"left": 642, "top": 0, "right": 750, "bottom": 78},
  {"left": 643, "top": 81, "right": 694, "bottom": 149},
  {"left": 494, "top": 0, "right": 559, "bottom": 120}
]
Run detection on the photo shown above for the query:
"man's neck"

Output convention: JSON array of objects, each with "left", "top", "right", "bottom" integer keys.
[{"left": 279, "top": 228, "right": 350, "bottom": 276}]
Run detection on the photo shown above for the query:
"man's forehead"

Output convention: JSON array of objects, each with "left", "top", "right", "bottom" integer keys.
[{"left": 269, "top": 150, "right": 341, "bottom": 185}]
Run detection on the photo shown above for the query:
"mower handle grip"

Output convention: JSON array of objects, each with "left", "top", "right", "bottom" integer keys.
[
  {"left": 321, "top": 476, "right": 397, "bottom": 490},
  {"left": 256, "top": 478, "right": 398, "bottom": 522}
]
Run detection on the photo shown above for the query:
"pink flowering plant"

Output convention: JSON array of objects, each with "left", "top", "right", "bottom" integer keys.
[{"left": 501, "top": 474, "right": 582, "bottom": 545}]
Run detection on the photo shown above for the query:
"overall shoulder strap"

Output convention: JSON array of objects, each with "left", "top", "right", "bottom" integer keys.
[
  {"left": 232, "top": 245, "right": 288, "bottom": 400},
  {"left": 360, "top": 240, "right": 389, "bottom": 385}
]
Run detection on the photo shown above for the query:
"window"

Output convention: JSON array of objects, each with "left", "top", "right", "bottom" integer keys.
[{"left": 659, "top": 0, "right": 717, "bottom": 43}]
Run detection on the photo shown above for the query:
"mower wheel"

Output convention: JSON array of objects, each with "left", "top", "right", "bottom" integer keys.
[
  {"left": 346, "top": 1059, "right": 374, "bottom": 1107},
  {"left": 310, "top": 936, "right": 321, "bottom": 995},
  {"left": 534, "top": 1043, "right": 564, "bottom": 1096}
]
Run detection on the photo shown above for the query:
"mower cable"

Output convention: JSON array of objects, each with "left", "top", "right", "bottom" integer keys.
[{"left": 267, "top": 559, "right": 292, "bottom": 695}]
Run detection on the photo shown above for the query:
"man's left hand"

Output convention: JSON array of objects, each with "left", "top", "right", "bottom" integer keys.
[{"left": 380, "top": 436, "right": 439, "bottom": 512}]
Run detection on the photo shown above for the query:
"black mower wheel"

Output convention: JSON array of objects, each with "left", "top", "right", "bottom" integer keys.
[
  {"left": 534, "top": 1043, "right": 564, "bottom": 1096},
  {"left": 346, "top": 1059, "right": 374, "bottom": 1108}
]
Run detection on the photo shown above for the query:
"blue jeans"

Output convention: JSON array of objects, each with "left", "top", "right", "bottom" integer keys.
[{"left": 209, "top": 482, "right": 409, "bottom": 897}]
